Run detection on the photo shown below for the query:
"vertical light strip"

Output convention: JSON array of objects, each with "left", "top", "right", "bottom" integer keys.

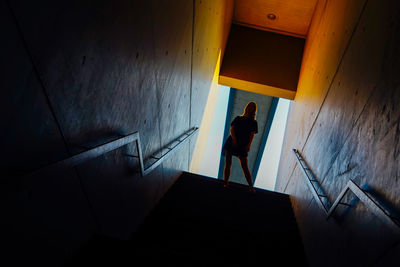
[
  {"left": 255, "top": 98, "right": 290, "bottom": 190},
  {"left": 189, "top": 50, "right": 222, "bottom": 173},
  {"left": 199, "top": 86, "right": 230, "bottom": 178}
]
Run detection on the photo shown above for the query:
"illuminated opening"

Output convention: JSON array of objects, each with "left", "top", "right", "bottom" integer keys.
[{"left": 191, "top": 85, "right": 290, "bottom": 191}]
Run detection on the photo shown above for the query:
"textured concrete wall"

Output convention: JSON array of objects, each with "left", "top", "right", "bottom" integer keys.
[
  {"left": 1, "top": 0, "right": 231, "bottom": 265},
  {"left": 275, "top": 0, "right": 400, "bottom": 266},
  {"left": 189, "top": 0, "right": 234, "bottom": 170}
]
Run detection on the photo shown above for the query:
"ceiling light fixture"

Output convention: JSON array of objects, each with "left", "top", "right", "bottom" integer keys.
[{"left": 267, "top": 13, "right": 276, "bottom": 20}]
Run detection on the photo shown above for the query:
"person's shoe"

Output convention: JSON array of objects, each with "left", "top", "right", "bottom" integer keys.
[
  {"left": 249, "top": 187, "right": 256, "bottom": 194},
  {"left": 223, "top": 182, "right": 229, "bottom": 188}
]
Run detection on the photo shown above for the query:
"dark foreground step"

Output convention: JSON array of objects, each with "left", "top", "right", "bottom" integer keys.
[{"left": 68, "top": 172, "right": 307, "bottom": 266}]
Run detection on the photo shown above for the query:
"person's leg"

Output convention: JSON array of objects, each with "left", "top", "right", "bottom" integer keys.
[
  {"left": 239, "top": 156, "right": 255, "bottom": 192},
  {"left": 224, "top": 151, "right": 232, "bottom": 187}
]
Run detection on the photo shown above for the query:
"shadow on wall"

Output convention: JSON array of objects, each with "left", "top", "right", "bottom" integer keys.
[
  {"left": 361, "top": 184, "right": 400, "bottom": 224},
  {"left": 329, "top": 183, "right": 400, "bottom": 228}
]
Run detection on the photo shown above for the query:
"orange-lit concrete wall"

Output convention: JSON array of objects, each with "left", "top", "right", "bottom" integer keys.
[
  {"left": 190, "top": 0, "right": 233, "bottom": 172},
  {"left": 275, "top": 0, "right": 400, "bottom": 265}
]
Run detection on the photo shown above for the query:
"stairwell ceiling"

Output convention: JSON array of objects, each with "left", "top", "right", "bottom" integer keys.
[{"left": 233, "top": 0, "right": 318, "bottom": 38}]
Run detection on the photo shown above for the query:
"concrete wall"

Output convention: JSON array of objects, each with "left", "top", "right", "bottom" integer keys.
[
  {"left": 189, "top": 0, "right": 234, "bottom": 172},
  {"left": 275, "top": 0, "right": 400, "bottom": 266},
  {"left": 1, "top": 0, "right": 232, "bottom": 265}
]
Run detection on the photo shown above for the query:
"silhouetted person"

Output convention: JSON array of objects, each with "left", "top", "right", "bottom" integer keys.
[{"left": 222, "top": 101, "right": 258, "bottom": 193}]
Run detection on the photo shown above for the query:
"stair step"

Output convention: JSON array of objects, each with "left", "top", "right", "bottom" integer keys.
[
  {"left": 68, "top": 172, "right": 308, "bottom": 266},
  {"left": 132, "top": 172, "right": 307, "bottom": 266}
]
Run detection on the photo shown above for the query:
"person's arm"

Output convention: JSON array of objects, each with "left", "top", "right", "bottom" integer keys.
[
  {"left": 245, "top": 132, "right": 255, "bottom": 152},
  {"left": 230, "top": 125, "right": 238, "bottom": 147}
]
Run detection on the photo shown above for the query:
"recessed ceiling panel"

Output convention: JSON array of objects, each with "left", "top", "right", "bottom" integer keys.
[
  {"left": 219, "top": 25, "right": 305, "bottom": 99},
  {"left": 233, "top": 0, "right": 318, "bottom": 38}
]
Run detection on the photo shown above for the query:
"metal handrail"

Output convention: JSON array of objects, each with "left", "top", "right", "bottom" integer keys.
[
  {"left": 126, "top": 127, "right": 198, "bottom": 176},
  {"left": 26, "top": 127, "right": 198, "bottom": 178},
  {"left": 292, "top": 149, "right": 400, "bottom": 234},
  {"left": 292, "top": 149, "right": 331, "bottom": 214}
]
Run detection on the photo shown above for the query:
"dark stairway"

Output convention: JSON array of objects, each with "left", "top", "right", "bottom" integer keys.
[{"left": 69, "top": 172, "right": 307, "bottom": 266}]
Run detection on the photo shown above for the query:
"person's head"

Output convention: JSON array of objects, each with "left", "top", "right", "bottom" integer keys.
[{"left": 242, "top": 101, "right": 257, "bottom": 120}]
